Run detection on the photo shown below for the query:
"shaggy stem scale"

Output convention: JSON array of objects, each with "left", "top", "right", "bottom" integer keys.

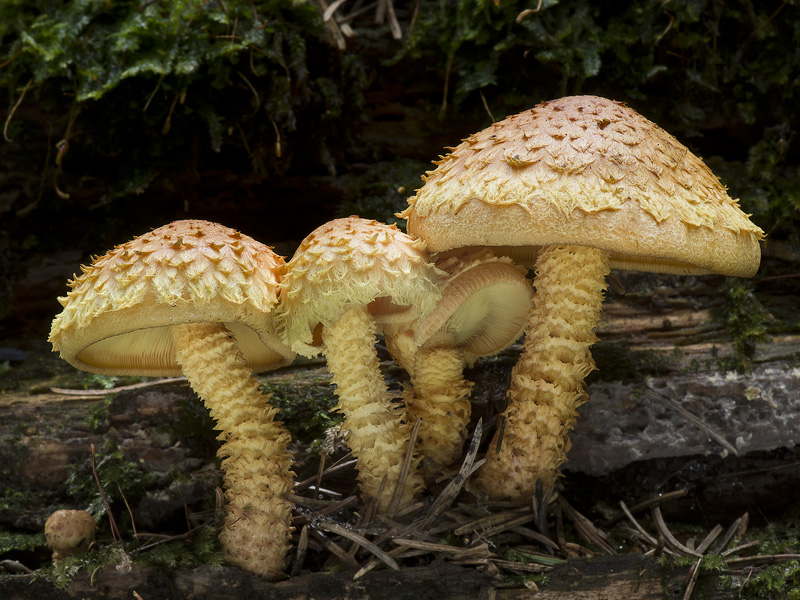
[
  {"left": 172, "top": 322, "right": 294, "bottom": 578},
  {"left": 321, "top": 307, "right": 423, "bottom": 513},
  {"left": 476, "top": 245, "right": 609, "bottom": 501}
]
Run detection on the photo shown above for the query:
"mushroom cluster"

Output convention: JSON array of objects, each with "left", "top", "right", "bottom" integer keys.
[{"left": 48, "top": 94, "right": 765, "bottom": 577}]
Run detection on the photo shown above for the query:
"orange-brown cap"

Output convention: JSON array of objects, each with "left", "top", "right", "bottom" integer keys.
[
  {"left": 401, "top": 95, "right": 764, "bottom": 277},
  {"left": 277, "top": 216, "right": 441, "bottom": 357},
  {"left": 49, "top": 219, "right": 294, "bottom": 376}
]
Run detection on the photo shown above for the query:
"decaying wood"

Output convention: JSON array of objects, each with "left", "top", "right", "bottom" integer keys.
[{"left": 0, "top": 553, "right": 739, "bottom": 600}]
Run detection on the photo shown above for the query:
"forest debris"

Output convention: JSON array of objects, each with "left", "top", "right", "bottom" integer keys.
[
  {"left": 710, "top": 512, "right": 748, "bottom": 555},
  {"left": 315, "top": 521, "right": 400, "bottom": 571},
  {"left": 626, "top": 489, "right": 688, "bottom": 514},
  {"left": 558, "top": 496, "right": 616, "bottom": 555},
  {"left": 682, "top": 556, "right": 703, "bottom": 600},
  {"left": 652, "top": 505, "right": 702, "bottom": 558},
  {"left": 725, "top": 554, "right": 800, "bottom": 567},
  {"left": 0, "top": 559, "right": 34, "bottom": 574}
]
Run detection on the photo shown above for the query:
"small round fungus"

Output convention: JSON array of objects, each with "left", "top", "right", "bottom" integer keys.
[{"left": 44, "top": 509, "right": 96, "bottom": 562}]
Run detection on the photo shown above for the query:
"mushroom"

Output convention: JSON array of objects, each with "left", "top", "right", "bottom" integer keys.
[
  {"left": 400, "top": 95, "right": 765, "bottom": 503},
  {"left": 49, "top": 219, "right": 296, "bottom": 578},
  {"left": 276, "top": 216, "right": 441, "bottom": 512},
  {"left": 386, "top": 249, "right": 532, "bottom": 470},
  {"left": 44, "top": 510, "right": 96, "bottom": 562}
]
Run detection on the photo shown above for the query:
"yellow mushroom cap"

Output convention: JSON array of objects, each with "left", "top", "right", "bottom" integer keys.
[
  {"left": 278, "top": 216, "right": 442, "bottom": 357},
  {"left": 49, "top": 219, "right": 294, "bottom": 376},
  {"left": 401, "top": 95, "right": 764, "bottom": 277},
  {"left": 413, "top": 250, "right": 533, "bottom": 357}
]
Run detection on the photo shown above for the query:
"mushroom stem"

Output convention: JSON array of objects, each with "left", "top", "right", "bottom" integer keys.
[
  {"left": 404, "top": 344, "right": 473, "bottom": 469},
  {"left": 320, "top": 307, "right": 423, "bottom": 513},
  {"left": 475, "top": 245, "right": 609, "bottom": 502},
  {"left": 172, "top": 322, "right": 294, "bottom": 578}
]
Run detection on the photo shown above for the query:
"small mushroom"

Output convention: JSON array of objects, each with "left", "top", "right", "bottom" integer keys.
[
  {"left": 277, "top": 217, "right": 441, "bottom": 512},
  {"left": 49, "top": 219, "right": 296, "bottom": 578},
  {"left": 386, "top": 249, "right": 532, "bottom": 469},
  {"left": 400, "top": 95, "right": 765, "bottom": 503},
  {"left": 44, "top": 510, "right": 96, "bottom": 562}
]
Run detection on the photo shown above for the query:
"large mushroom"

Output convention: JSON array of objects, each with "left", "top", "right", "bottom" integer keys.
[
  {"left": 49, "top": 219, "right": 296, "bottom": 578},
  {"left": 386, "top": 249, "right": 532, "bottom": 470},
  {"left": 400, "top": 95, "right": 765, "bottom": 503},
  {"left": 276, "top": 216, "right": 441, "bottom": 513}
]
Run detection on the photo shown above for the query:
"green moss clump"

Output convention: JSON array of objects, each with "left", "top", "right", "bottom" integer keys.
[
  {"left": 734, "top": 561, "right": 800, "bottom": 600},
  {"left": 264, "top": 381, "right": 341, "bottom": 445},
  {"left": 0, "top": 530, "right": 45, "bottom": 555},
  {"left": 138, "top": 525, "right": 223, "bottom": 570},
  {"left": 84, "top": 394, "right": 115, "bottom": 433},
  {"left": 398, "top": 0, "right": 800, "bottom": 236},
  {"left": 0, "top": 0, "right": 366, "bottom": 222},
  {"left": 65, "top": 441, "right": 155, "bottom": 519},
  {"left": 718, "top": 279, "right": 772, "bottom": 370},
  {"left": 36, "top": 545, "right": 129, "bottom": 590}
]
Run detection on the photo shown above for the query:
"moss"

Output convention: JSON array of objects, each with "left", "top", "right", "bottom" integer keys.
[
  {"left": 64, "top": 440, "right": 156, "bottom": 520},
  {"left": 84, "top": 394, "right": 115, "bottom": 433},
  {"left": 652, "top": 516, "right": 800, "bottom": 599},
  {"left": 0, "top": 530, "right": 45, "bottom": 555},
  {"left": 399, "top": 0, "right": 800, "bottom": 233},
  {"left": 0, "top": 0, "right": 367, "bottom": 231},
  {"left": 0, "top": 486, "right": 52, "bottom": 526},
  {"left": 715, "top": 279, "right": 772, "bottom": 371},
  {"left": 35, "top": 545, "right": 129, "bottom": 590},
  {"left": 264, "top": 380, "right": 341, "bottom": 445},
  {"left": 733, "top": 561, "right": 800, "bottom": 600},
  {"left": 137, "top": 525, "right": 223, "bottom": 570},
  {"left": 0, "top": 440, "right": 57, "bottom": 529}
]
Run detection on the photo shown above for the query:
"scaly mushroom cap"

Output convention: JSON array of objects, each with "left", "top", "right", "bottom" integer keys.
[
  {"left": 401, "top": 95, "right": 764, "bottom": 277},
  {"left": 278, "top": 216, "right": 442, "bottom": 357},
  {"left": 49, "top": 219, "right": 293, "bottom": 376}
]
